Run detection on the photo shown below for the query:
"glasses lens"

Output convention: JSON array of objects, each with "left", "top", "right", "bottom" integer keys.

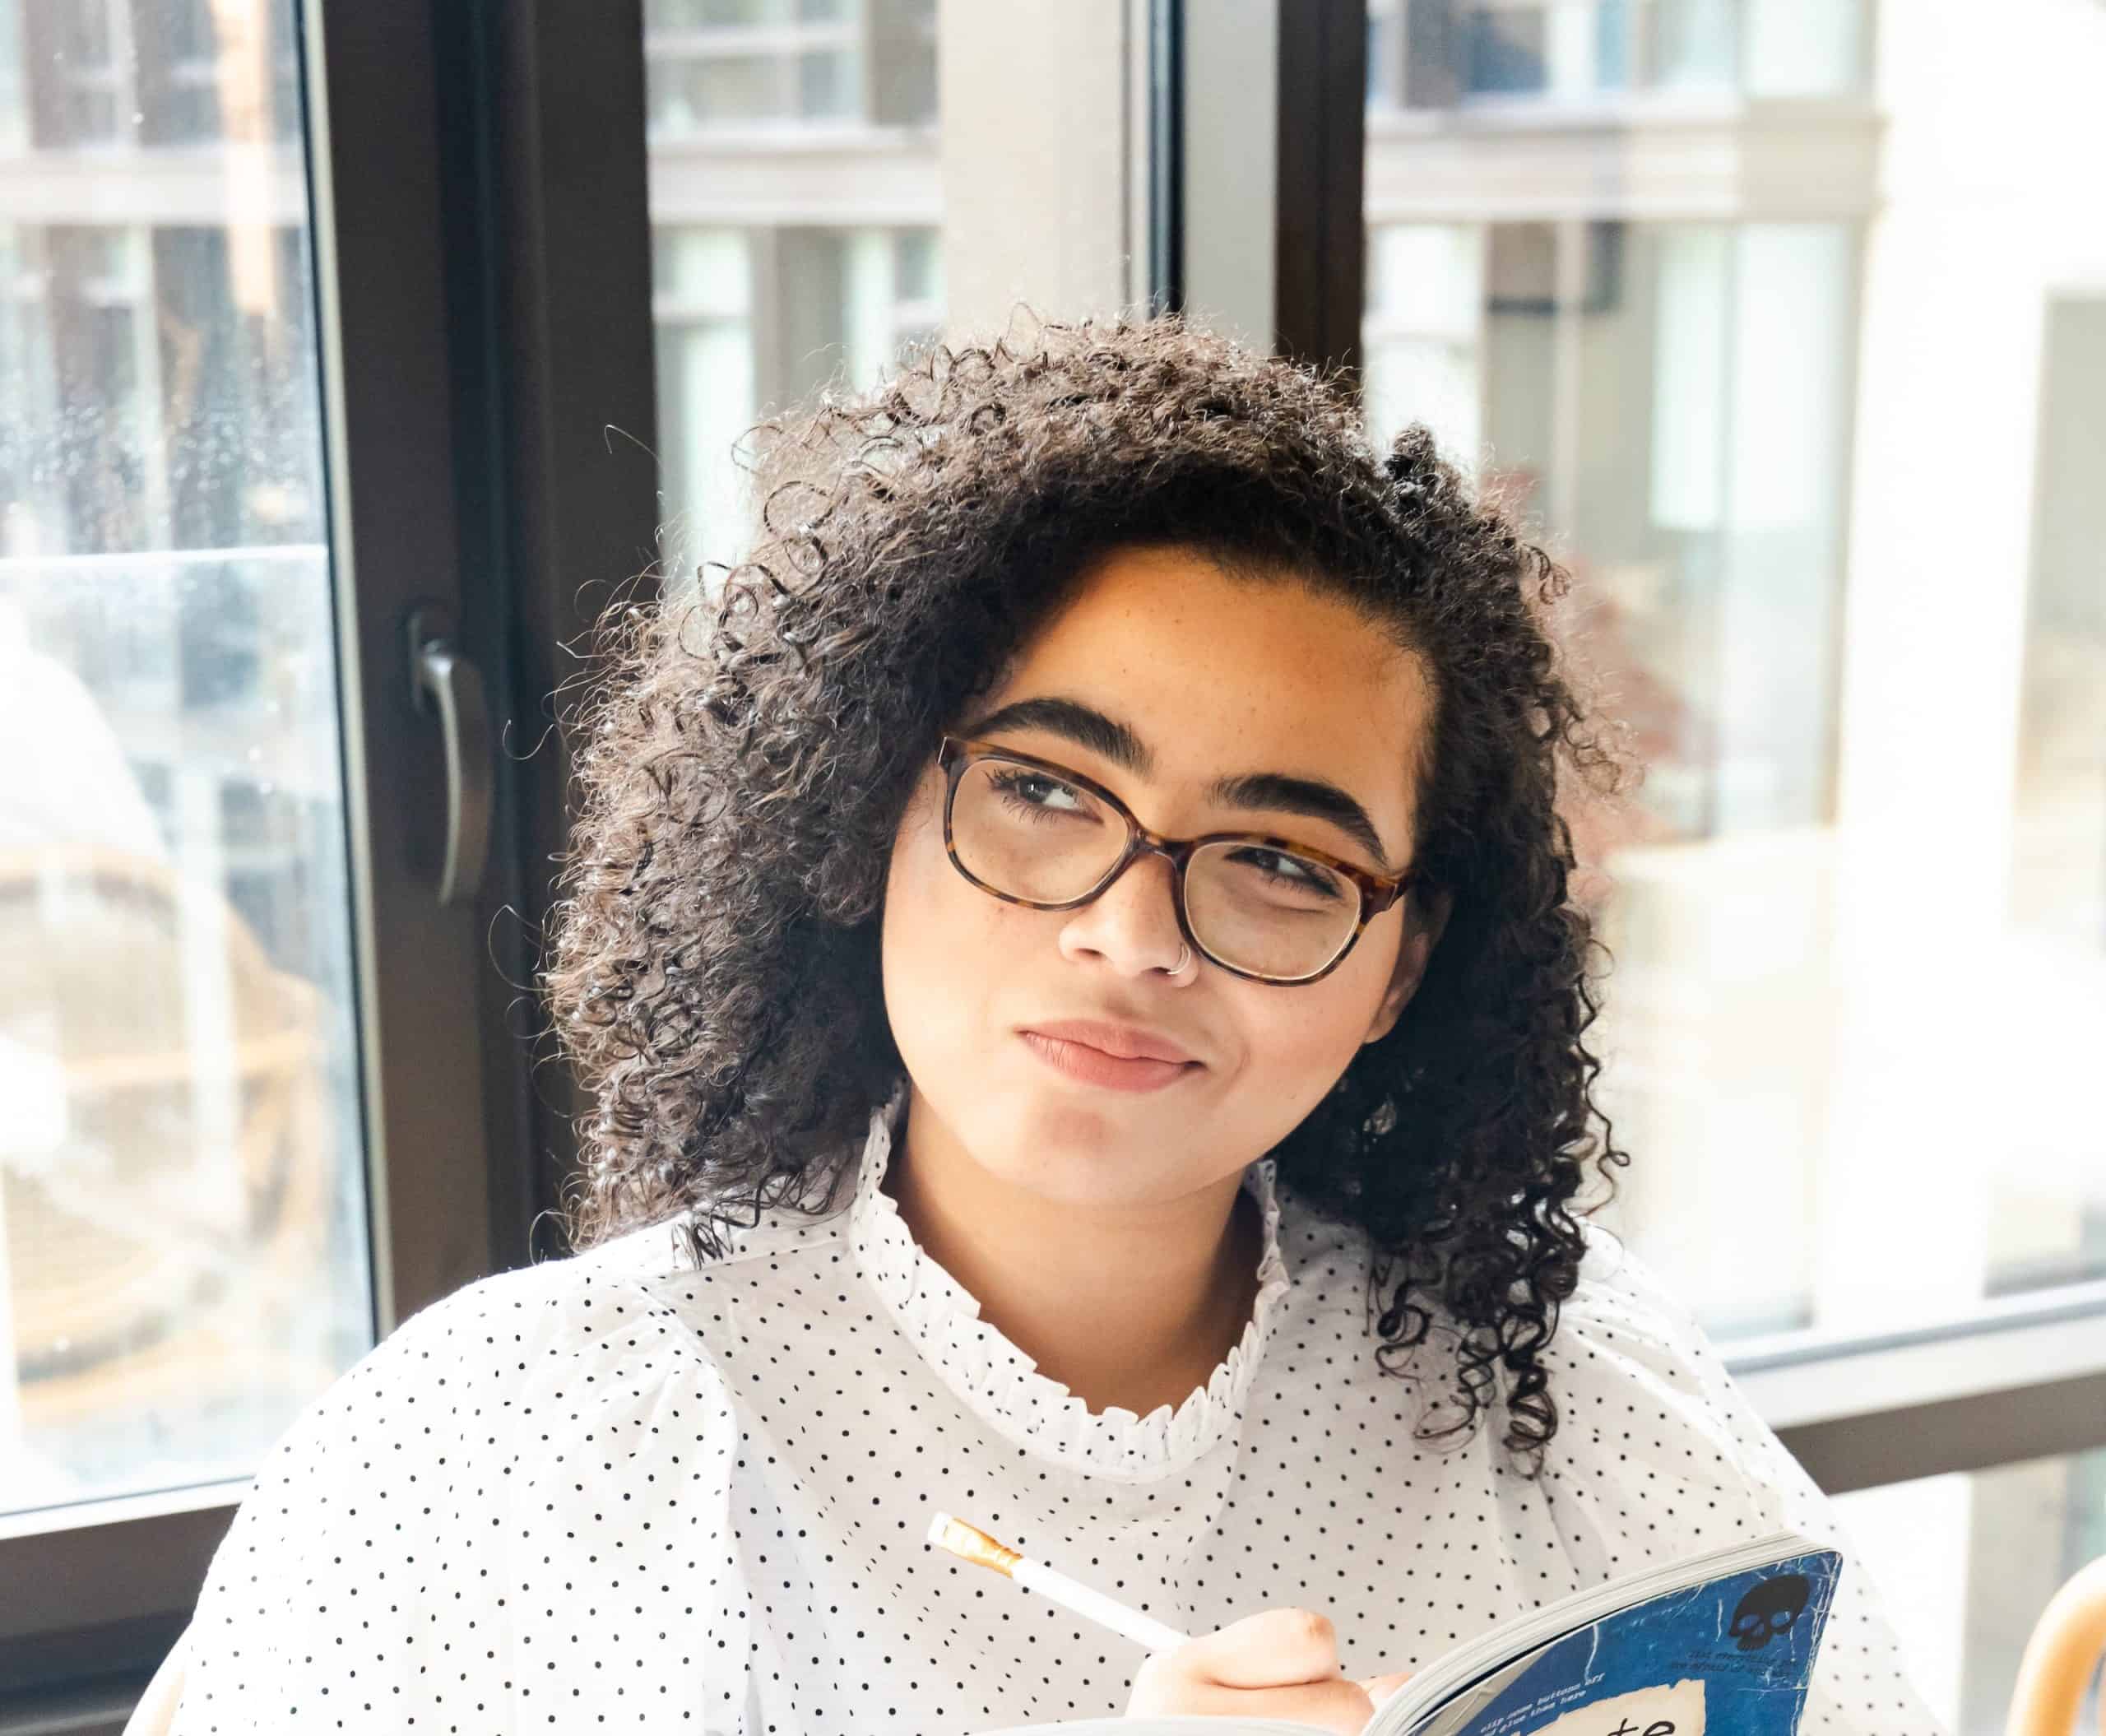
[
  {"left": 1185, "top": 840, "right": 1359, "bottom": 980},
  {"left": 952, "top": 759, "right": 1128, "bottom": 902}
]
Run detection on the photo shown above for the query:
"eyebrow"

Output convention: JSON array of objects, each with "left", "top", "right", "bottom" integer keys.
[{"left": 957, "top": 694, "right": 1397, "bottom": 872}]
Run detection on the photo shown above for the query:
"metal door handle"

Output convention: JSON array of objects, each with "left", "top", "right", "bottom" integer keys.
[{"left": 406, "top": 604, "right": 493, "bottom": 906}]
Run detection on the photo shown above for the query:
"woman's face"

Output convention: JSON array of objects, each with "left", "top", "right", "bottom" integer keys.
[{"left": 880, "top": 543, "right": 1440, "bottom": 1211}]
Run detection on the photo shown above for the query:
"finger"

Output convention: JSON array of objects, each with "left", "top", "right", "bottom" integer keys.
[
  {"left": 1174, "top": 1607, "right": 1343, "bottom": 1688},
  {"left": 1357, "top": 1670, "right": 1413, "bottom": 1708}
]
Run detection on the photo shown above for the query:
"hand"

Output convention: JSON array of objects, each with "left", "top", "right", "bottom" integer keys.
[{"left": 1125, "top": 1608, "right": 1412, "bottom": 1734}]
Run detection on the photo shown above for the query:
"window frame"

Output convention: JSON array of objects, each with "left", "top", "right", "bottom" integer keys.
[
  {"left": 1181, "top": 0, "right": 1366, "bottom": 371},
  {"left": 0, "top": 0, "right": 660, "bottom": 1712}
]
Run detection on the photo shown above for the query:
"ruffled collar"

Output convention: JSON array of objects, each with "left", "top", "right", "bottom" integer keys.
[{"left": 846, "top": 1075, "right": 1292, "bottom": 1478}]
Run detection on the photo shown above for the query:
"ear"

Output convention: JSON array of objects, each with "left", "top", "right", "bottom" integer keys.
[{"left": 1363, "top": 885, "right": 1451, "bottom": 1047}]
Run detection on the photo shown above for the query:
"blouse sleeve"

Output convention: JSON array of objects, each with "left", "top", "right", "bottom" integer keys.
[
  {"left": 1536, "top": 1228, "right": 1948, "bottom": 1736},
  {"left": 169, "top": 1259, "right": 745, "bottom": 1732}
]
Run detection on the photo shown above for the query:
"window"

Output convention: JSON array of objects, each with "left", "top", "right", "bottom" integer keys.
[
  {"left": 0, "top": 0, "right": 367, "bottom": 1522},
  {"left": 643, "top": 0, "right": 933, "bottom": 132},
  {"left": 2, "top": 0, "right": 515, "bottom": 1701},
  {"left": 651, "top": 220, "right": 943, "bottom": 583},
  {"left": 642, "top": 0, "right": 1139, "bottom": 594},
  {"left": 1366, "top": 0, "right": 2105, "bottom": 1340},
  {"left": 1366, "top": 4, "right": 2106, "bottom": 1720}
]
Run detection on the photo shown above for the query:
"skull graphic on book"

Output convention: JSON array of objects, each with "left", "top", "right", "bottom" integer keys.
[{"left": 1728, "top": 1575, "right": 1810, "bottom": 1652}]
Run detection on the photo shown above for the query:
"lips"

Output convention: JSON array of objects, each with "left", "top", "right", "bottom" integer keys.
[
  {"left": 1018, "top": 1019, "right": 1199, "bottom": 1065},
  {"left": 1016, "top": 1018, "right": 1204, "bottom": 1096}
]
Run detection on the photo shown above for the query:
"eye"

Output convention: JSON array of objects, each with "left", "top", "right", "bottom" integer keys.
[
  {"left": 985, "top": 767, "right": 1092, "bottom": 819},
  {"left": 1228, "top": 846, "right": 1347, "bottom": 900}
]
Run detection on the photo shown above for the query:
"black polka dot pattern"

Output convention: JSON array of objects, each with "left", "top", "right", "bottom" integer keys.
[{"left": 173, "top": 1076, "right": 1944, "bottom": 1732}]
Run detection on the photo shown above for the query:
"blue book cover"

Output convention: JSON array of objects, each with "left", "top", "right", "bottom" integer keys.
[{"left": 1381, "top": 1545, "right": 1843, "bottom": 1736}]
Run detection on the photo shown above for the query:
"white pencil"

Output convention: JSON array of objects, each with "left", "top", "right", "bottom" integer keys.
[{"left": 927, "top": 1511, "right": 1192, "bottom": 1655}]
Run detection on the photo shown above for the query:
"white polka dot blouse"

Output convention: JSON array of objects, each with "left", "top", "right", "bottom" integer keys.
[{"left": 173, "top": 1075, "right": 1944, "bottom": 1733}]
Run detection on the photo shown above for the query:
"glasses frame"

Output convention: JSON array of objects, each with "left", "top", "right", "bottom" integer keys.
[{"left": 935, "top": 733, "right": 1416, "bottom": 985}]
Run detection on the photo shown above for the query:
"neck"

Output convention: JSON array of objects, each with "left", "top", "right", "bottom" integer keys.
[{"left": 879, "top": 1090, "right": 1267, "bottom": 1419}]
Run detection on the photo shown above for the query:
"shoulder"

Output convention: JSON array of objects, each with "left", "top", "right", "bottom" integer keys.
[
  {"left": 1544, "top": 1222, "right": 1750, "bottom": 1452},
  {"left": 174, "top": 1241, "right": 745, "bottom": 1723},
  {"left": 336, "top": 1200, "right": 850, "bottom": 1390},
  {"left": 322, "top": 1230, "right": 724, "bottom": 1413},
  {"left": 1533, "top": 1221, "right": 1816, "bottom": 1557},
  {"left": 208, "top": 1199, "right": 864, "bottom": 1529},
  {"left": 210, "top": 1243, "right": 740, "bottom": 1546},
  {"left": 1552, "top": 1221, "right": 1729, "bottom": 1381}
]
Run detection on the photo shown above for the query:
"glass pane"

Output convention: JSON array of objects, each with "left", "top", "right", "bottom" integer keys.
[
  {"left": 0, "top": 0, "right": 371, "bottom": 1516},
  {"left": 645, "top": 0, "right": 939, "bottom": 584},
  {"left": 1835, "top": 1446, "right": 2106, "bottom": 1736},
  {"left": 644, "top": 0, "right": 1121, "bottom": 596},
  {"left": 1366, "top": 3, "right": 2106, "bottom": 1344}
]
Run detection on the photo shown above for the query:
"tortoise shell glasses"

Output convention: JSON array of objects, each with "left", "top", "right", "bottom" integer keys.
[{"left": 935, "top": 724, "right": 1415, "bottom": 982}]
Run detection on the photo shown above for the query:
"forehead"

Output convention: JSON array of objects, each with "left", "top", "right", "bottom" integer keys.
[{"left": 990, "top": 545, "right": 1431, "bottom": 828}]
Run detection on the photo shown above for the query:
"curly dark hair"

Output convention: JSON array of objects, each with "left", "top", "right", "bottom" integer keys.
[{"left": 540, "top": 309, "right": 1631, "bottom": 1468}]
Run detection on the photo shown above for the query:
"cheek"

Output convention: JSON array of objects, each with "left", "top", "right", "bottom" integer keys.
[
  {"left": 1222, "top": 939, "right": 1396, "bottom": 1119},
  {"left": 880, "top": 785, "right": 1013, "bottom": 1051}
]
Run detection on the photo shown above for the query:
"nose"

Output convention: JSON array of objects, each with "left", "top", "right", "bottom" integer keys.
[{"left": 1057, "top": 842, "right": 1186, "bottom": 976}]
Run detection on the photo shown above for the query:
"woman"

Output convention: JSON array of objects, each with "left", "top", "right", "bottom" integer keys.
[{"left": 172, "top": 314, "right": 1937, "bottom": 1734}]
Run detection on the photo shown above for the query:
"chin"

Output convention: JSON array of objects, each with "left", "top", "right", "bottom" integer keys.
[{"left": 1000, "top": 1095, "right": 1201, "bottom": 1197}]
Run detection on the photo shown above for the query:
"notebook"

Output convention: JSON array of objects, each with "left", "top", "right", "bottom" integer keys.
[{"left": 976, "top": 1529, "right": 1842, "bottom": 1736}]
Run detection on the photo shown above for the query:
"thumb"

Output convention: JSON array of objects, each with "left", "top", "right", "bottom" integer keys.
[{"left": 1358, "top": 1671, "right": 1413, "bottom": 1708}]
